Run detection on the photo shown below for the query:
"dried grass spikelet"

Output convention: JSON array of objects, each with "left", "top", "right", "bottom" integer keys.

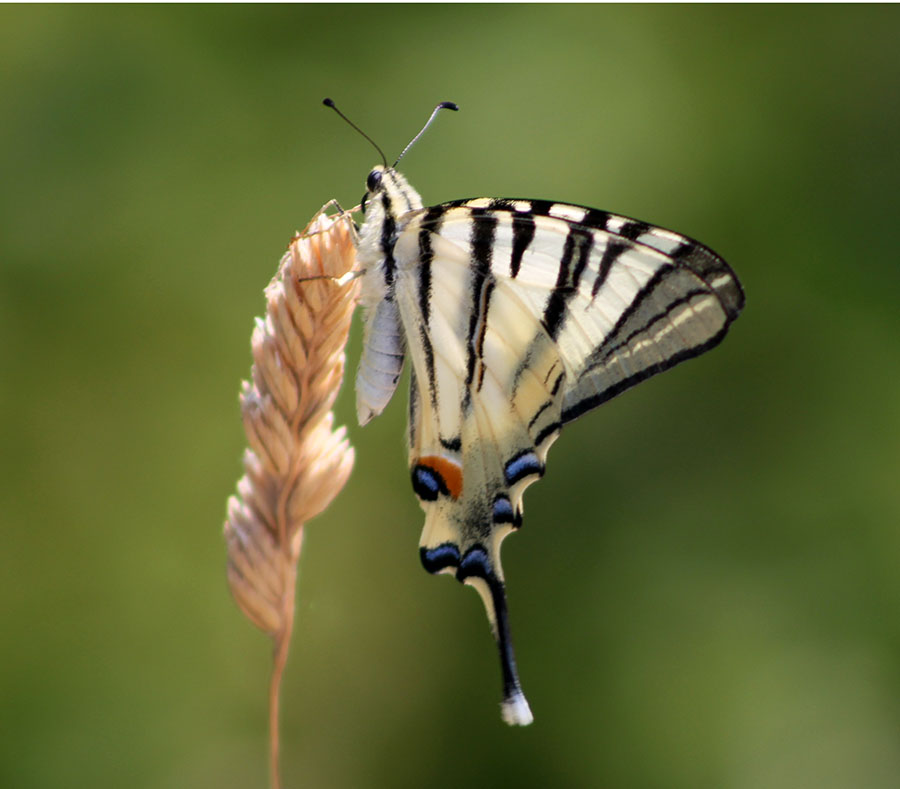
[{"left": 223, "top": 202, "right": 358, "bottom": 789}]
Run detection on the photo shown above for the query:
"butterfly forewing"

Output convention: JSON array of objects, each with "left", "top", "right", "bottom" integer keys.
[
  {"left": 354, "top": 165, "right": 744, "bottom": 727},
  {"left": 407, "top": 200, "right": 742, "bottom": 420}
]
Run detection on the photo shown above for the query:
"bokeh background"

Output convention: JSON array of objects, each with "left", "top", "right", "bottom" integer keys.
[{"left": 3, "top": 5, "right": 899, "bottom": 788}]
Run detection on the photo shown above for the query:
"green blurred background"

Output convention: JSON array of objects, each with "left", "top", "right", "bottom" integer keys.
[{"left": 2, "top": 5, "right": 899, "bottom": 788}]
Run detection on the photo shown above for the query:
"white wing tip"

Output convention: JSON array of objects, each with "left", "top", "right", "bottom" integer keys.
[{"left": 501, "top": 692, "right": 534, "bottom": 726}]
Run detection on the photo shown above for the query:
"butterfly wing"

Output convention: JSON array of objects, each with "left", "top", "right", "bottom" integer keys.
[
  {"left": 430, "top": 199, "right": 744, "bottom": 422},
  {"left": 390, "top": 198, "right": 743, "bottom": 724},
  {"left": 395, "top": 221, "right": 565, "bottom": 724}
]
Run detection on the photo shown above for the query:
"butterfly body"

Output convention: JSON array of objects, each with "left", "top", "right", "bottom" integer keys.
[{"left": 353, "top": 162, "right": 744, "bottom": 726}]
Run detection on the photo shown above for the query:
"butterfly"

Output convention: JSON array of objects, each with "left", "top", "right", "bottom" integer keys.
[{"left": 327, "top": 99, "right": 744, "bottom": 725}]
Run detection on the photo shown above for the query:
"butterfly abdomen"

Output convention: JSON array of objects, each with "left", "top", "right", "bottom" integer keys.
[{"left": 356, "top": 298, "right": 405, "bottom": 425}]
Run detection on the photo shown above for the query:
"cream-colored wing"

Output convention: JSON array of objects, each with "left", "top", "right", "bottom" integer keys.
[
  {"left": 388, "top": 199, "right": 743, "bottom": 725},
  {"left": 398, "top": 244, "right": 563, "bottom": 726}
]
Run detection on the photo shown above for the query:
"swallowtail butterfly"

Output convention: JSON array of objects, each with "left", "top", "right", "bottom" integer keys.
[{"left": 326, "top": 99, "right": 744, "bottom": 726}]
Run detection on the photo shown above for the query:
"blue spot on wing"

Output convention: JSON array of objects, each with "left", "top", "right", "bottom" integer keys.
[
  {"left": 503, "top": 450, "right": 543, "bottom": 486},
  {"left": 457, "top": 546, "right": 491, "bottom": 582},
  {"left": 420, "top": 543, "right": 460, "bottom": 575},
  {"left": 412, "top": 464, "right": 442, "bottom": 501},
  {"left": 492, "top": 495, "right": 521, "bottom": 527}
]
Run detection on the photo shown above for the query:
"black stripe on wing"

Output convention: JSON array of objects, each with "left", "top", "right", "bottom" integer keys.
[
  {"left": 591, "top": 240, "right": 631, "bottom": 300},
  {"left": 509, "top": 213, "right": 536, "bottom": 278},
  {"left": 670, "top": 241, "right": 745, "bottom": 318},
  {"left": 416, "top": 205, "right": 445, "bottom": 410},
  {"left": 463, "top": 208, "right": 498, "bottom": 407},
  {"left": 562, "top": 263, "right": 741, "bottom": 423},
  {"left": 542, "top": 225, "right": 593, "bottom": 340}
]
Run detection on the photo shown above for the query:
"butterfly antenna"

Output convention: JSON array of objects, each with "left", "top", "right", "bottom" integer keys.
[
  {"left": 393, "top": 101, "right": 459, "bottom": 167},
  {"left": 323, "top": 97, "right": 388, "bottom": 168}
]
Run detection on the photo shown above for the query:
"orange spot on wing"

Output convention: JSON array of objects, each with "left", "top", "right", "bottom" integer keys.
[{"left": 418, "top": 455, "right": 463, "bottom": 499}]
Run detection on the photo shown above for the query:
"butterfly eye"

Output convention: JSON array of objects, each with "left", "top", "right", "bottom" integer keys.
[{"left": 366, "top": 169, "right": 383, "bottom": 193}]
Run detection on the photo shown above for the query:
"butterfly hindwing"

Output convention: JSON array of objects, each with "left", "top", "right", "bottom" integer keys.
[
  {"left": 391, "top": 207, "right": 575, "bottom": 724},
  {"left": 353, "top": 164, "right": 744, "bottom": 726}
]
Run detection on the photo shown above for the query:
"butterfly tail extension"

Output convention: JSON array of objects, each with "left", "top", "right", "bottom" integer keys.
[
  {"left": 419, "top": 532, "right": 533, "bottom": 726},
  {"left": 458, "top": 562, "right": 534, "bottom": 727}
]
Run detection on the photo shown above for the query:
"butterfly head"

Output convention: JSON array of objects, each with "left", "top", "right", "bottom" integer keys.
[
  {"left": 322, "top": 98, "right": 455, "bottom": 223},
  {"left": 360, "top": 164, "right": 423, "bottom": 218}
]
